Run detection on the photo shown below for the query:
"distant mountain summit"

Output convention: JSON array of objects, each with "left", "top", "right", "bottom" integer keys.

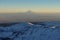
[{"left": 26, "top": 10, "right": 33, "bottom": 13}]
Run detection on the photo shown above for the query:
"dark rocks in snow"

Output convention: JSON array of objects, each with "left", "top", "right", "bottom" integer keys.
[
  {"left": 0, "top": 38, "right": 11, "bottom": 40},
  {"left": 31, "top": 22, "right": 45, "bottom": 26},
  {"left": 0, "top": 22, "right": 19, "bottom": 27}
]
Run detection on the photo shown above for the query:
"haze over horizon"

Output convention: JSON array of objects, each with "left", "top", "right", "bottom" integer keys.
[{"left": 0, "top": 11, "right": 60, "bottom": 23}]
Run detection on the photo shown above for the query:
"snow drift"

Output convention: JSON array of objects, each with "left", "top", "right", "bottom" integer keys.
[{"left": 0, "top": 22, "right": 60, "bottom": 40}]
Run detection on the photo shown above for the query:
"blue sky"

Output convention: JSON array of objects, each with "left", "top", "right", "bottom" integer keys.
[
  {"left": 0, "top": 0, "right": 60, "bottom": 9},
  {"left": 0, "top": 0, "right": 60, "bottom": 13}
]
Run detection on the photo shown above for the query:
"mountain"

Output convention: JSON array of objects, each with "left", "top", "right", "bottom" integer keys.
[{"left": 0, "top": 22, "right": 60, "bottom": 40}]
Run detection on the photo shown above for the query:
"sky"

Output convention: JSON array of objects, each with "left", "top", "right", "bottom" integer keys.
[{"left": 0, "top": 0, "right": 60, "bottom": 13}]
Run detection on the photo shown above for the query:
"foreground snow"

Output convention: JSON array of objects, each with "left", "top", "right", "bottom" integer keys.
[{"left": 0, "top": 22, "right": 60, "bottom": 40}]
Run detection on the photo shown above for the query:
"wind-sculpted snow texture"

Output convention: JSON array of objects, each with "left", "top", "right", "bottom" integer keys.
[{"left": 0, "top": 22, "right": 60, "bottom": 40}]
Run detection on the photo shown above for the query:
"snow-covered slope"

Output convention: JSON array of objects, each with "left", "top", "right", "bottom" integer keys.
[{"left": 0, "top": 22, "right": 60, "bottom": 40}]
